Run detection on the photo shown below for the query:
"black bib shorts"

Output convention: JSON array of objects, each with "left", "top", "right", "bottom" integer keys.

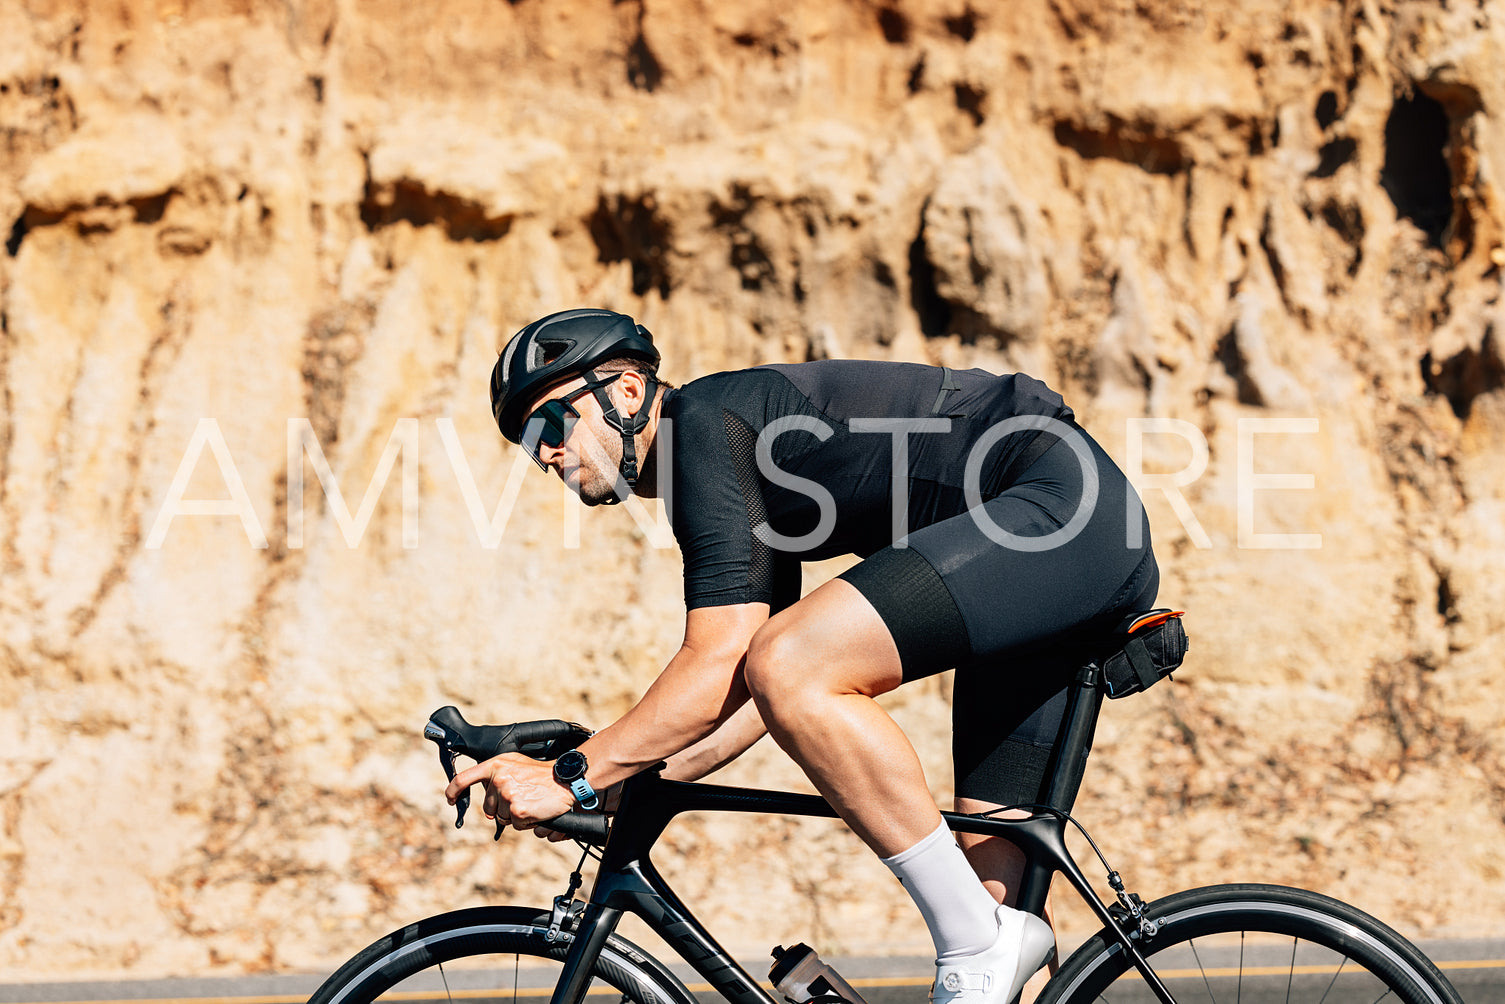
[{"left": 837, "top": 431, "right": 1157, "bottom": 805}]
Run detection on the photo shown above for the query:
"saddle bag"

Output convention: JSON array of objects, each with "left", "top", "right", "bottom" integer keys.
[{"left": 1100, "top": 609, "right": 1188, "bottom": 699}]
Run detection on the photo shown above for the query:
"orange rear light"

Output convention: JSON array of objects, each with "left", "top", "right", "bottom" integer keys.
[{"left": 1128, "top": 610, "right": 1185, "bottom": 633}]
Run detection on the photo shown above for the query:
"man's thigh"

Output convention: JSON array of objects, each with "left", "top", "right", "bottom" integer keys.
[{"left": 749, "top": 577, "right": 905, "bottom": 698}]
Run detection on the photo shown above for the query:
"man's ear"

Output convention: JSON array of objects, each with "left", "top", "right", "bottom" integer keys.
[{"left": 617, "top": 370, "right": 648, "bottom": 416}]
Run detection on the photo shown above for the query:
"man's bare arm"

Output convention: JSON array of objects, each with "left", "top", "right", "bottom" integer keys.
[
  {"left": 576, "top": 602, "right": 768, "bottom": 789},
  {"left": 661, "top": 699, "right": 770, "bottom": 781}
]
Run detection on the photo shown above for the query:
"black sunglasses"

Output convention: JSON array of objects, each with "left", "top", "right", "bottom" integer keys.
[{"left": 519, "top": 374, "right": 624, "bottom": 470}]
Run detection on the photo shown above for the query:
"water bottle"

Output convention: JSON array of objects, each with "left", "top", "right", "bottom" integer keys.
[{"left": 769, "top": 943, "right": 870, "bottom": 1004}]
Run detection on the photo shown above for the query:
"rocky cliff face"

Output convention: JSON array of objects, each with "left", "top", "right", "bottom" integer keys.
[{"left": 1, "top": 0, "right": 1503, "bottom": 979}]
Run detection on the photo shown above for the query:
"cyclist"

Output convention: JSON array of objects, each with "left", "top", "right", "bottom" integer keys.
[{"left": 449, "top": 307, "right": 1159, "bottom": 1004}]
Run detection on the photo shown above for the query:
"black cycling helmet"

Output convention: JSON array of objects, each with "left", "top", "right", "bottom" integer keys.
[
  {"left": 491, "top": 308, "right": 661, "bottom": 442},
  {"left": 490, "top": 308, "right": 662, "bottom": 496}
]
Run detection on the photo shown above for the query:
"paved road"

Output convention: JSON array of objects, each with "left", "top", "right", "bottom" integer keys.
[
  {"left": 0, "top": 938, "right": 1499, "bottom": 1004},
  {"left": 0, "top": 945, "right": 1498, "bottom": 1004}
]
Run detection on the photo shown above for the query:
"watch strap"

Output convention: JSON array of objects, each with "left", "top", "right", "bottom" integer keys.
[{"left": 568, "top": 776, "right": 601, "bottom": 810}]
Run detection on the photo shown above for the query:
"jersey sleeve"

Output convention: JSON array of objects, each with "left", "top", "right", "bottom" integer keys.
[{"left": 663, "top": 384, "right": 782, "bottom": 609}]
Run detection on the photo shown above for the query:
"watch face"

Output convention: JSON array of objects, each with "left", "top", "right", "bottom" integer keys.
[{"left": 554, "top": 749, "right": 587, "bottom": 783}]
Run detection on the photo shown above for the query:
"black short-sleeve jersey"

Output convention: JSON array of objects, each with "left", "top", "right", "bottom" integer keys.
[{"left": 660, "top": 360, "right": 1072, "bottom": 611}]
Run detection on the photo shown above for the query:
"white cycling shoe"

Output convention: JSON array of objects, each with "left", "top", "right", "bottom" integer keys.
[{"left": 930, "top": 906, "right": 1055, "bottom": 1004}]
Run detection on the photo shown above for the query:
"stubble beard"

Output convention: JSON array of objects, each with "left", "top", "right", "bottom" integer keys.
[
  {"left": 578, "top": 472, "right": 620, "bottom": 507},
  {"left": 570, "top": 443, "right": 625, "bottom": 508},
  {"left": 567, "top": 417, "right": 642, "bottom": 507}
]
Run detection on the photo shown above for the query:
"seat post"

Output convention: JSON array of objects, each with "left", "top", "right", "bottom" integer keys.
[
  {"left": 1042, "top": 663, "right": 1105, "bottom": 814},
  {"left": 1015, "top": 664, "right": 1105, "bottom": 916}
]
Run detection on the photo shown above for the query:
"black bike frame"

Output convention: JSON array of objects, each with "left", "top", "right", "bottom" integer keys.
[{"left": 546, "top": 667, "right": 1181, "bottom": 1004}]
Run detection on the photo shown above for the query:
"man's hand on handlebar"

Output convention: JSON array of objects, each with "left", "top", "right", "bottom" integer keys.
[
  {"left": 531, "top": 782, "right": 621, "bottom": 842},
  {"left": 445, "top": 751, "right": 575, "bottom": 832}
]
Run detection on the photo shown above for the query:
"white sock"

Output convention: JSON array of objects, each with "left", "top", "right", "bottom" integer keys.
[{"left": 881, "top": 820, "right": 1002, "bottom": 960}]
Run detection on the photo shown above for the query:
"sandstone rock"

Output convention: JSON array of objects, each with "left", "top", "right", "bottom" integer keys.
[
  {"left": 18, "top": 112, "right": 186, "bottom": 216},
  {"left": 922, "top": 144, "right": 1049, "bottom": 346}
]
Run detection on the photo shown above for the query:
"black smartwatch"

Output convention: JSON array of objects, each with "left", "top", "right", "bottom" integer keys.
[{"left": 552, "top": 749, "right": 601, "bottom": 810}]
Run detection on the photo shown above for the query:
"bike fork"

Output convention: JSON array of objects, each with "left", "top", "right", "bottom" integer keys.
[{"left": 548, "top": 902, "right": 624, "bottom": 1004}]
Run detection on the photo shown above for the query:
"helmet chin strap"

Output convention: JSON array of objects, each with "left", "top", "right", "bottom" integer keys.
[{"left": 585, "top": 370, "right": 660, "bottom": 504}]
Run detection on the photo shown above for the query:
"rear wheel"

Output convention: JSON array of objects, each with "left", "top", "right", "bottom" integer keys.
[
  {"left": 1039, "top": 884, "right": 1463, "bottom": 1004},
  {"left": 309, "top": 905, "right": 698, "bottom": 1004}
]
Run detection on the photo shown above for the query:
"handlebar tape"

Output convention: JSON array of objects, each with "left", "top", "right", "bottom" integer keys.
[
  {"left": 428, "top": 705, "right": 587, "bottom": 760},
  {"left": 540, "top": 811, "right": 612, "bottom": 843}
]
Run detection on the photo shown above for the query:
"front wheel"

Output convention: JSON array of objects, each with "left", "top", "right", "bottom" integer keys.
[
  {"left": 309, "top": 905, "right": 699, "bottom": 1004},
  {"left": 1039, "top": 884, "right": 1463, "bottom": 1004}
]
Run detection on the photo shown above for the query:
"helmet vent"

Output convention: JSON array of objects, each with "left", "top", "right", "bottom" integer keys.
[{"left": 532, "top": 338, "right": 575, "bottom": 371}]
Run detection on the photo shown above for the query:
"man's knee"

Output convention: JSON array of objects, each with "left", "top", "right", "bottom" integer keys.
[{"left": 743, "top": 619, "right": 807, "bottom": 711}]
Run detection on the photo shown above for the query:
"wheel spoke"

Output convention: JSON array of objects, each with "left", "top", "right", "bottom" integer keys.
[
  {"left": 1285, "top": 936, "right": 1296, "bottom": 1004},
  {"left": 1237, "top": 930, "right": 1244, "bottom": 1004},
  {"left": 439, "top": 961, "right": 454, "bottom": 1004},
  {"left": 1314, "top": 954, "right": 1343, "bottom": 1004},
  {"left": 1188, "top": 937, "right": 1219, "bottom": 1004}
]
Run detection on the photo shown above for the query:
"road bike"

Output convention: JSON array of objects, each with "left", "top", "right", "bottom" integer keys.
[{"left": 309, "top": 612, "right": 1465, "bottom": 1004}]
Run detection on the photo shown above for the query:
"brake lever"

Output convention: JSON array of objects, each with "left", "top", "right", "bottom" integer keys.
[{"left": 424, "top": 720, "right": 469, "bottom": 829}]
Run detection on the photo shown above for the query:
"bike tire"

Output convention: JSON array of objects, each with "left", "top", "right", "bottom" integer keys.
[
  {"left": 309, "top": 905, "right": 700, "bottom": 1004},
  {"left": 1038, "top": 883, "right": 1463, "bottom": 1004}
]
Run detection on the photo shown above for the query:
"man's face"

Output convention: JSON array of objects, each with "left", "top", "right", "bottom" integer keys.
[{"left": 521, "top": 376, "right": 624, "bottom": 506}]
